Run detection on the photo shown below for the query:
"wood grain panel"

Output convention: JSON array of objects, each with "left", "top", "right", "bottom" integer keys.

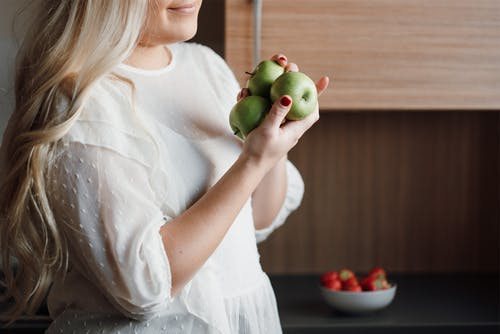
[
  {"left": 225, "top": 0, "right": 500, "bottom": 110},
  {"left": 257, "top": 112, "right": 499, "bottom": 274}
]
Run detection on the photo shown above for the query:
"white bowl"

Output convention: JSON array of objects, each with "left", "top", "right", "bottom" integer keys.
[{"left": 319, "top": 284, "right": 397, "bottom": 314}]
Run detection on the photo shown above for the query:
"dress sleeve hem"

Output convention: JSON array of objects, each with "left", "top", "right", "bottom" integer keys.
[{"left": 255, "top": 160, "right": 304, "bottom": 243}]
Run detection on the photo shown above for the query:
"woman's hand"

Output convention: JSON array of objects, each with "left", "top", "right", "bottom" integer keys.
[{"left": 239, "top": 54, "right": 329, "bottom": 170}]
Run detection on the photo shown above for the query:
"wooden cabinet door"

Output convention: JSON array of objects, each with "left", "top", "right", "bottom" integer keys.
[{"left": 225, "top": 0, "right": 500, "bottom": 111}]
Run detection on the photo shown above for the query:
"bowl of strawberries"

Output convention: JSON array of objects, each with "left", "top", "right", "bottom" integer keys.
[{"left": 319, "top": 267, "right": 396, "bottom": 314}]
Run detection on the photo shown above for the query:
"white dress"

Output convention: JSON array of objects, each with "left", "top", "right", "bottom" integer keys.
[{"left": 44, "top": 42, "right": 305, "bottom": 334}]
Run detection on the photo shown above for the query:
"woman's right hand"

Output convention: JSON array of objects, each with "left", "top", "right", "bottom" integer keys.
[
  {"left": 241, "top": 72, "right": 329, "bottom": 172},
  {"left": 241, "top": 95, "right": 311, "bottom": 168}
]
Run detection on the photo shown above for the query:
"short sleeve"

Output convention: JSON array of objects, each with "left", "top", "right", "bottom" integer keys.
[
  {"left": 48, "top": 142, "right": 173, "bottom": 320},
  {"left": 254, "top": 160, "right": 305, "bottom": 243}
]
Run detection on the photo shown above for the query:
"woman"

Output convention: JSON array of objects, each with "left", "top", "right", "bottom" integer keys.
[{"left": 0, "top": 0, "right": 329, "bottom": 332}]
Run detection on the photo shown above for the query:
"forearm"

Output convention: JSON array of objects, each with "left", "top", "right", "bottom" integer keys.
[
  {"left": 159, "top": 154, "right": 269, "bottom": 297},
  {"left": 251, "top": 155, "right": 288, "bottom": 230}
]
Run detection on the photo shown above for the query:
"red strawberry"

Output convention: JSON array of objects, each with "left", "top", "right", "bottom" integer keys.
[
  {"left": 361, "top": 276, "right": 391, "bottom": 291},
  {"left": 345, "top": 284, "right": 362, "bottom": 292},
  {"left": 324, "top": 279, "right": 342, "bottom": 291},
  {"left": 342, "top": 276, "right": 359, "bottom": 290},
  {"left": 320, "top": 271, "right": 339, "bottom": 286},
  {"left": 339, "top": 269, "right": 355, "bottom": 282},
  {"left": 361, "top": 277, "right": 381, "bottom": 291},
  {"left": 368, "top": 267, "right": 386, "bottom": 280},
  {"left": 360, "top": 276, "right": 370, "bottom": 290}
]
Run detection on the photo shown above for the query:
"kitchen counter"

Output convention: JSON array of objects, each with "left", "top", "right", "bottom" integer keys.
[
  {"left": 1, "top": 273, "right": 498, "bottom": 333},
  {"left": 270, "top": 273, "right": 499, "bottom": 334}
]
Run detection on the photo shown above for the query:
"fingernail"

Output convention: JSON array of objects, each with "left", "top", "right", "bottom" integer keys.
[{"left": 280, "top": 96, "right": 292, "bottom": 107}]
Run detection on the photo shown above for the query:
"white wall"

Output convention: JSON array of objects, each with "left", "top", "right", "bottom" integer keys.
[{"left": 0, "top": 0, "right": 31, "bottom": 138}]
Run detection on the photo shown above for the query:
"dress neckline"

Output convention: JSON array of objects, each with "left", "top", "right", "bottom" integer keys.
[{"left": 117, "top": 45, "right": 176, "bottom": 77}]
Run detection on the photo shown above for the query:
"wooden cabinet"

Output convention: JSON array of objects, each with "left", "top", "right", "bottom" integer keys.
[
  {"left": 225, "top": 0, "right": 500, "bottom": 110},
  {"left": 225, "top": 1, "right": 499, "bottom": 274}
]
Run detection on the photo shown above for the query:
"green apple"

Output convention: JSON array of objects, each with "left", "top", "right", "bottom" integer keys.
[
  {"left": 229, "top": 96, "right": 271, "bottom": 140},
  {"left": 246, "top": 60, "right": 285, "bottom": 98},
  {"left": 270, "top": 72, "right": 318, "bottom": 120}
]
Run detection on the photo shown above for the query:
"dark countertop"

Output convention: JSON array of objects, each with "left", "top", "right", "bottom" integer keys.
[
  {"left": 270, "top": 273, "right": 499, "bottom": 334},
  {"left": 1, "top": 273, "right": 499, "bottom": 333}
]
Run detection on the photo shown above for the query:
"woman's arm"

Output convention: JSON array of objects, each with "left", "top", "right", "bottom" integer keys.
[
  {"left": 251, "top": 155, "right": 288, "bottom": 230},
  {"left": 160, "top": 90, "right": 322, "bottom": 297}
]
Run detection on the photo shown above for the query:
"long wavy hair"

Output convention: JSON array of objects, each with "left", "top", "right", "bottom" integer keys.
[{"left": 0, "top": 0, "right": 149, "bottom": 324}]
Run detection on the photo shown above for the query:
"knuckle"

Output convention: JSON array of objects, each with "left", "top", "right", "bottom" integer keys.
[
  {"left": 279, "top": 106, "right": 289, "bottom": 116},
  {"left": 273, "top": 106, "right": 287, "bottom": 117},
  {"left": 261, "top": 128, "right": 274, "bottom": 140}
]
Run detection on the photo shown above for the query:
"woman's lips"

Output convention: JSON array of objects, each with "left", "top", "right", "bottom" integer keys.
[{"left": 168, "top": 3, "right": 196, "bottom": 14}]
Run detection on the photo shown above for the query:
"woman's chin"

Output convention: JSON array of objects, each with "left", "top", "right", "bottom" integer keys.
[
  {"left": 149, "top": 24, "right": 198, "bottom": 45},
  {"left": 171, "top": 26, "right": 199, "bottom": 44}
]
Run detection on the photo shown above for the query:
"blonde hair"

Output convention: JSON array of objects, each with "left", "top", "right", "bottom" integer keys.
[{"left": 0, "top": 0, "right": 149, "bottom": 324}]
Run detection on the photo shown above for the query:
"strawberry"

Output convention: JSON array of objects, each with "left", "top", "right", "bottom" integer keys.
[
  {"left": 345, "top": 284, "right": 362, "bottom": 292},
  {"left": 368, "top": 267, "right": 386, "bottom": 280},
  {"left": 338, "top": 269, "right": 355, "bottom": 282},
  {"left": 361, "top": 276, "right": 391, "bottom": 291},
  {"left": 324, "top": 278, "right": 342, "bottom": 291},
  {"left": 342, "top": 276, "right": 359, "bottom": 290},
  {"left": 361, "top": 277, "right": 382, "bottom": 291},
  {"left": 320, "top": 271, "right": 339, "bottom": 286}
]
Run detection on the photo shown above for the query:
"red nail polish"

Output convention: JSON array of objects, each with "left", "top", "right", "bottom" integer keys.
[{"left": 280, "top": 96, "right": 292, "bottom": 107}]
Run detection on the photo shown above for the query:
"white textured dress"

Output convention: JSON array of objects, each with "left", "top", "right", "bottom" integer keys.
[{"left": 44, "top": 43, "right": 304, "bottom": 334}]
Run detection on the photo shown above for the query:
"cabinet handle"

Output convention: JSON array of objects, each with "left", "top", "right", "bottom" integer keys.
[{"left": 253, "top": 0, "right": 262, "bottom": 68}]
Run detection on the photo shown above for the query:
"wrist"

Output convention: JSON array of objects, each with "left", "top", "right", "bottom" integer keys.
[
  {"left": 237, "top": 151, "right": 275, "bottom": 177},
  {"left": 240, "top": 148, "right": 288, "bottom": 170},
  {"left": 238, "top": 151, "right": 267, "bottom": 169}
]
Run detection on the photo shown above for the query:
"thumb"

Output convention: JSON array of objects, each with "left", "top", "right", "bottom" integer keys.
[{"left": 262, "top": 96, "right": 292, "bottom": 129}]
